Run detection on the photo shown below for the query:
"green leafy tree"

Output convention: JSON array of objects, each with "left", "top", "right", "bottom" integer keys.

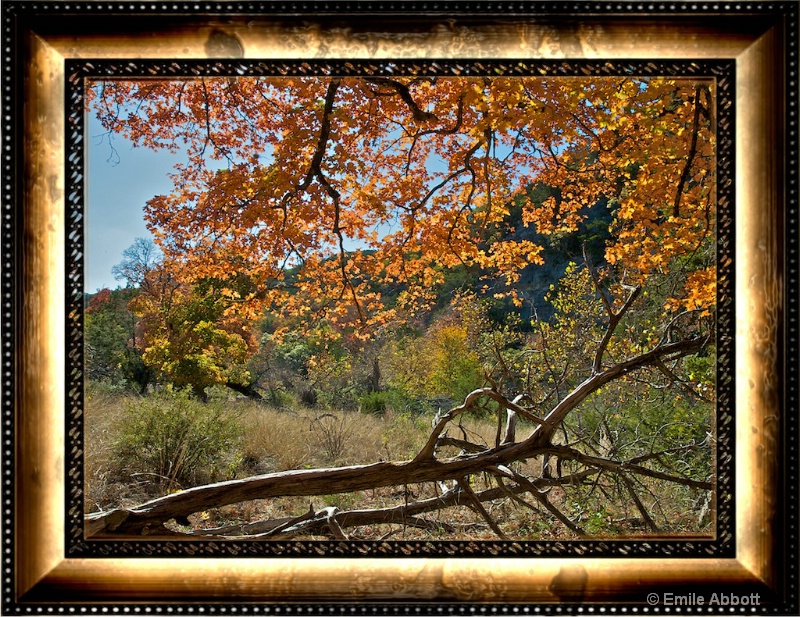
[
  {"left": 84, "top": 287, "right": 152, "bottom": 393},
  {"left": 130, "top": 269, "right": 258, "bottom": 401}
]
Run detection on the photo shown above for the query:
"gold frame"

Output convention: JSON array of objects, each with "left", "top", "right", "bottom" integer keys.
[{"left": 6, "top": 1, "right": 795, "bottom": 610}]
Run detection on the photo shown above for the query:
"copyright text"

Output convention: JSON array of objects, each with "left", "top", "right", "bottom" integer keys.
[{"left": 647, "top": 592, "right": 761, "bottom": 606}]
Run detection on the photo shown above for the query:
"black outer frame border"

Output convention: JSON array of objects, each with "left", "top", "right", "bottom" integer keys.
[
  {"left": 65, "top": 57, "right": 735, "bottom": 559},
  {"left": 0, "top": 0, "right": 794, "bottom": 16},
  {"left": 0, "top": 0, "right": 795, "bottom": 613}
]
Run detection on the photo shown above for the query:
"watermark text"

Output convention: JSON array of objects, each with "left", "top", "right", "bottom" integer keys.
[{"left": 647, "top": 592, "right": 761, "bottom": 606}]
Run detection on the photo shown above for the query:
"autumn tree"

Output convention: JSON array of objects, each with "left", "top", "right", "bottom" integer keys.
[
  {"left": 107, "top": 237, "right": 263, "bottom": 400},
  {"left": 89, "top": 76, "right": 713, "bottom": 326},
  {"left": 87, "top": 73, "right": 717, "bottom": 539},
  {"left": 129, "top": 267, "right": 259, "bottom": 401}
]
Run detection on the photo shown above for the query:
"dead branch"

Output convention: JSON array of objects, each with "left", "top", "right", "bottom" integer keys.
[
  {"left": 415, "top": 388, "right": 548, "bottom": 462},
  {"left": 436, "top": 436, "right": 487, "bottom": 454},
  {"left": 458, "top": 477, "right": 507, "bottom": 539},
  {"left": 627, "top": 443, "right": 706, "bottom": 465},
  {"left": 86, "top": 335, "right": 710, "bottom": 537},
  {"left": 620, "top": 475, "right": 659, "bottom": 532},
  {"left": 188, "top": 471, "right": 598, "bottom": 540},
  {"left": 490, "top": 465, "right": 586, "bottom": 537},
  {"left": 543, "top": 444, "right": 712, "bottom": 490},
  {"left": 502, "top": 407, "right": 517, "bottom": 445}
]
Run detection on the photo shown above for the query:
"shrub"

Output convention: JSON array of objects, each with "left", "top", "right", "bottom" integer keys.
[
  {"left": 113, "top": 389, "right": 243, "bottom": 491},
  {"left": 358, "top": 390, "right": 389, "bottom": 416},
  {"left": 299, "top": 386, "right": 318, "bottom": 407},
  {"left": 308, "top": 412, "right": 354, "bottom": 463},
  {"left": 356, "top": 389, "right": 393, "bottom": 416},
  {"left": 263, "top": 384, "right": 296, "bottom": 409}
]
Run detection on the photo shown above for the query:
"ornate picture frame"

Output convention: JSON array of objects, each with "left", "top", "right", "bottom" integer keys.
[{"left": 3, "top": 1, "right": 798, "bottom": 613}]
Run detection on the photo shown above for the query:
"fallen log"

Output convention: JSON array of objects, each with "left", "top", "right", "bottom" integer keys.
[
  {"left": 183, "top": 470, "right": 601, "bottom": 539},
  {"left": 86, "top": 434, "right": 550, "bottom": 536},
  {"left": 85, "top": 337, "right": 708, "bottom": 538}
]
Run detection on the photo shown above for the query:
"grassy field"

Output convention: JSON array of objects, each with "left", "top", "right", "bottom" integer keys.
[{"left": 84, "top": 384, "right": 712, "bottom": 540}]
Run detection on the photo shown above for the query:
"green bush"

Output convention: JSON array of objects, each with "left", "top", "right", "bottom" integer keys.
[
  {"left": 358, "top": 388, "right": 434, "bottom": 417},
  {"left": 263, "top": 384, "right": 296, "bottom": 409},
  {"left": 113, "top": 389, "right": 243, "bottom": 491},
  {"left": 357, "top": 389, "right": 399, "bottom": 416}
]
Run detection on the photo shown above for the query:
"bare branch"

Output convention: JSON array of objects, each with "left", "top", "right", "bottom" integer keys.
[
  {"left": 257, "top": 503, "right": 317, "bottom": 538},
  {"left": 583, "top": 246, "right": 643, "bottom": 374},
  {"left": 627, "top": 443, "right": 706, "bottom": 466},
  {"left": 436, "top": 436, "right": 487, "bottom": 454},
  {"left": 322, "top": 506, "right": 348, "bottom": 540},
  {"left": 502, "top": 408, "right": 518, "bottom": 445},
  {"left": 654, "top": 357, "right": 713, "bottom": 403},
  {"left": 415, "top": 388, "right": 549, "bottom": 462},
  {"left": 620, "top": 475, "right": 659, "bottom": 532},
  {"left": 536, "top": 336, "right": 708, "bottom": 439},
  {"left": 458, "top": 477, "right": 506, "bottom": 539},
  {"left": 544, "top": 445, "right": 712, "bottom": 490},
  {"left": 490, "top": 465, "right": 586, "bottom": 537}
]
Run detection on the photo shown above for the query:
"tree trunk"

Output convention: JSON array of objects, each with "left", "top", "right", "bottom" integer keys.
[
  {"left": 192, "top": 384, "right": 208, "bottom": 403},
  {"left": 225, "top": 380, "right": 263, "bottom": 400}
]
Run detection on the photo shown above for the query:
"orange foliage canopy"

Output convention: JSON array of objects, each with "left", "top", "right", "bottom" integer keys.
[{"left": 89, "top": 75, "right": 715, "bottom": 334}]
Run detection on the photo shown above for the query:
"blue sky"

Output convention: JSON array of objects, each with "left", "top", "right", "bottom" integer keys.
[
  {"left": 85, "top": 111, "right": 179, "bottom": 293},
  {"left": 84, "top": 107, "right": 410, "bottom": 294}
]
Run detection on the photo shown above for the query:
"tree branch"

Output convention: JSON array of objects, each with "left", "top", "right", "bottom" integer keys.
[
  {"left": 620, "top": 474, "right": 659, "bottom": 532},
  {"left": 490, "top": 465, "right": 586, "bottom": 536},
  {"left": 458, "top": 477, "right": 506, "bottom": 539},
  {"left": 366, "top": 78, "right": 438, "bottom": 123},
  {"left": 583, "top": 245, "right": 642, "bottom": 374},
  {"left": 86, "top": 335, "right": 709, "bottom": 537},
  {"left": 543, "top": 444, "right": 712, "bottom": 490},
  {"left": 673, "top": 85, "right": 706, "bottom": 218}
]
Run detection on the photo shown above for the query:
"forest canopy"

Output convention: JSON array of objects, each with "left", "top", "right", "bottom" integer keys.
[{"left": 89, "top": 75, "right": 714, "bottom": 329}]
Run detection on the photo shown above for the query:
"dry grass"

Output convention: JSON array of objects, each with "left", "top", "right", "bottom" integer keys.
[
  {"left": 84, "top": 388, "right": 536, "bottom": 537},
  {"left": 84, "top": 388, "right": 712, "bottom": 540},
  {"left": 235, "top": 404, "right": 410, "bottom": 471},
  {"left": 84, "top": 385, "right": 150, "bottom": 512},
  {"left": 84, "top": 389, "right": 437, "bottom": 511}
]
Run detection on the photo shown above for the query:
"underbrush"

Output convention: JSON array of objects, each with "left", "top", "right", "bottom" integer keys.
[
  {"left": 113, "top": 389, "right": 243, "bottom": 490},
  {"left": 85, "top": 385, "right": 712, "bottom": 540},
  {"left": 85, "top": 386, "right": 450, "bottom": 511}
]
